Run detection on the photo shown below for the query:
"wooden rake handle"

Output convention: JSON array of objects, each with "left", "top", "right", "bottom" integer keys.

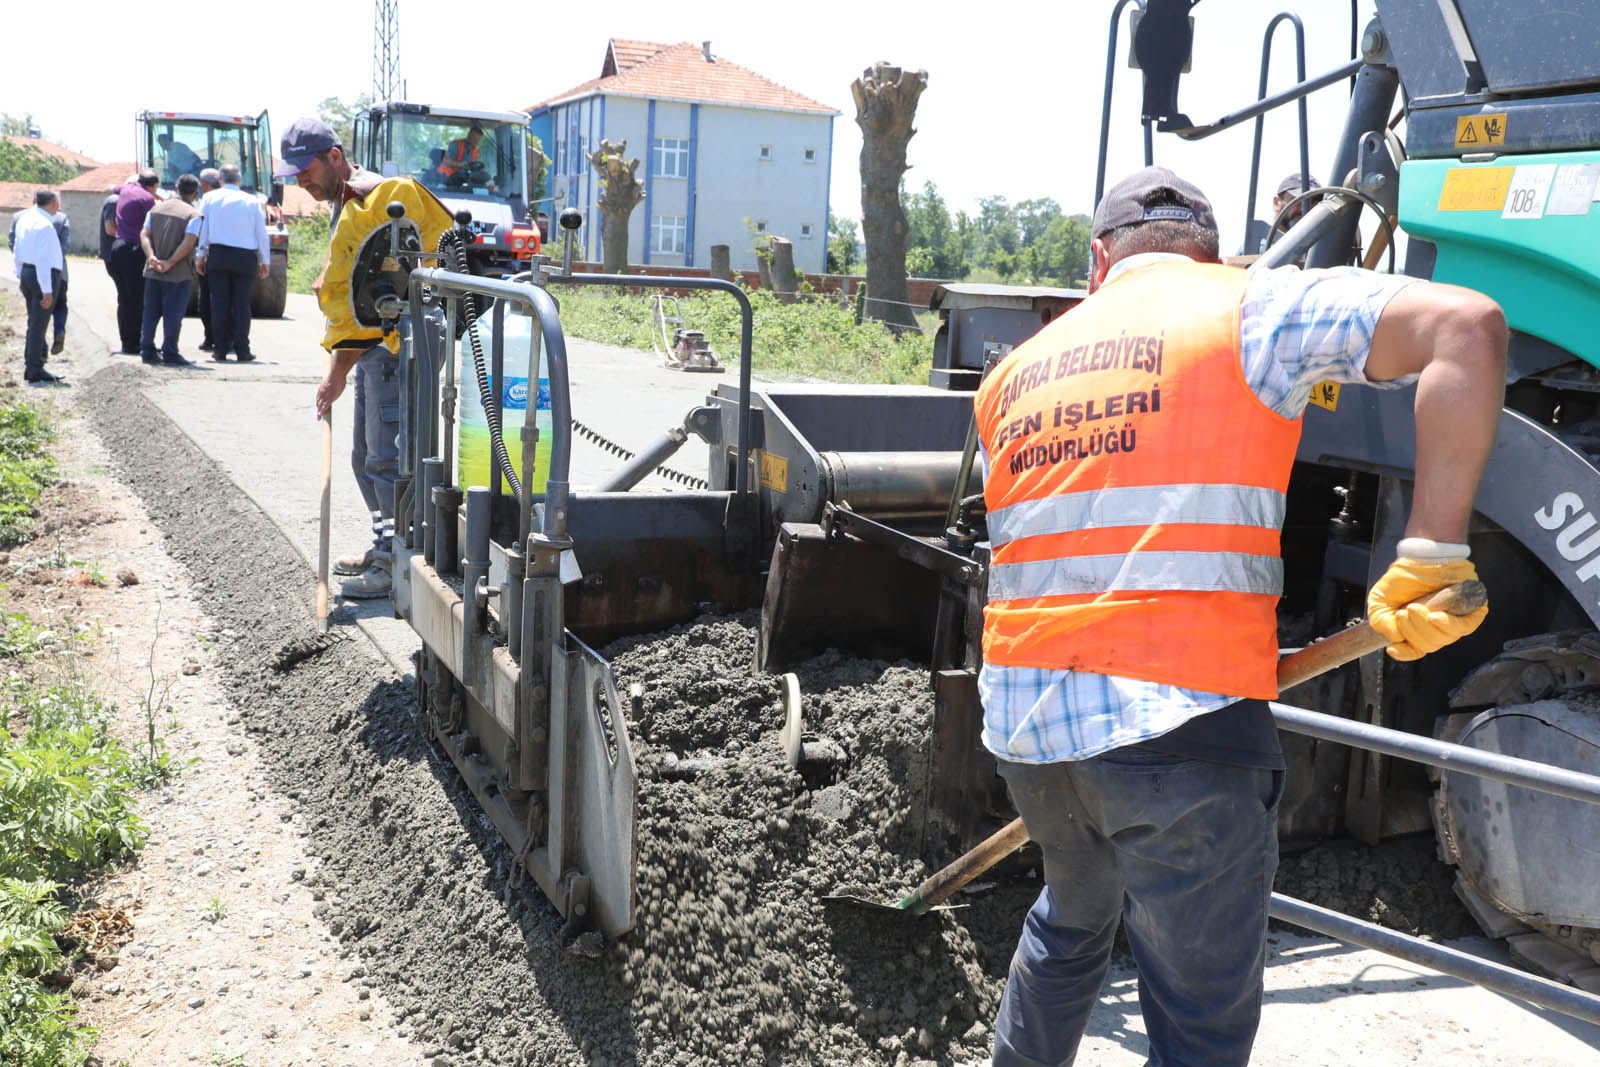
[{"left": 904, "top": 579, "right": 1486, "bottom": 914}]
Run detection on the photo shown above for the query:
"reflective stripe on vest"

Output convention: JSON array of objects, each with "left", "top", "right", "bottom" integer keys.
[
  {"left": 987, "top": 483, "right": 1286, "bottom": 548},
  {"left": 973, "top": 261, "right": 1303, "bottom": 698}
]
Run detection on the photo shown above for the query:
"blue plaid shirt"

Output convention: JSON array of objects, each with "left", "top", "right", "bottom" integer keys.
[{"left": 979, "top": 254, "right": 1418, "bottom": 764}]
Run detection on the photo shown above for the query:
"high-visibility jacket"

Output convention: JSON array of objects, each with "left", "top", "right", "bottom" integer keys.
[
  {"left": 437, "top": 138, "right": 478, "bottom": 176},
  {"left": 974, "top": 261, "right": 1302, "bottom": 698}
]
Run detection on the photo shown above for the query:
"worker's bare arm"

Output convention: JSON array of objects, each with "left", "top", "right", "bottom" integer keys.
[
  {"left": 314, "top": 348, "right": 365, "bottom": 419},
  {"left": 1365, "top": 282, "right": 1507, "bottom": 544}
]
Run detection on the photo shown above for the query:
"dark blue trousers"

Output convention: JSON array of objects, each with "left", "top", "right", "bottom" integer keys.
[
  {"left": 207, "top": 244, "right": 258, "bottom": 358},
  {"left": 18, "top": 264, "right": 51, "bottom": 377},
  {"left": 139, "top": 277, "right": 192, "bottom": 359},
  {"left": 993, "top": 750, "right": 1283, "bottom": 1067}
]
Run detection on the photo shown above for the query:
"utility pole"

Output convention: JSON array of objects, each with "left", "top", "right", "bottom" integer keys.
[{"left": 373, "top": 0, "right": 401, "bottom": 101}]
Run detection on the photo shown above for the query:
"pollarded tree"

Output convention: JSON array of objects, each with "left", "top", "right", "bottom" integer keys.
[
  {"left": 851, "top": 62, "right": 927, "bottom": 333},
  {"left": 589, "top": 139, "right": 645, "bottom": 273}
]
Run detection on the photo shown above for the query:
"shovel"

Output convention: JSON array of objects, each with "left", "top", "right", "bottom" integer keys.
[{"left": 825, "top": 579, "right": 1487, "bottom": 917}]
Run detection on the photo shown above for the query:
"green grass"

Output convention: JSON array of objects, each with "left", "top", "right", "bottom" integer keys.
[
  {"left": 553, "top": 285, "right": 934, "bottom": 385},
  {"left": 285, "top": 212, "right": 331, "bottom": 296},
  {"left": 0, "top": 399, "right": 57, "bottom": 547}
]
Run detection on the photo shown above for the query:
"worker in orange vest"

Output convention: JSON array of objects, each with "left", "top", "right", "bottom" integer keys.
[
  {"left": 975, "top": 166, "right": 1506, "bottom": 1066},
  {"left": 437, "top": 123, "right": 485, "bottom": 181}
]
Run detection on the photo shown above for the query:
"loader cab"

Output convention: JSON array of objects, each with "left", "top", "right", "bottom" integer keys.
[
  {"left": 135, "top": 109, "right": 274, "bottom": 198},
  {"left": 353, "top": 102, "right": 541, "bottom": 269}
]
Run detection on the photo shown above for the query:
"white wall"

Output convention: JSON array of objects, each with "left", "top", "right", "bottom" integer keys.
[{"left": 692, "top": 105, "right": 832, "bottom": 275}]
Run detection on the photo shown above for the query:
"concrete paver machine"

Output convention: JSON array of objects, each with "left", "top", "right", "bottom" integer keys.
[{"left": 379, "top": 0, "right": 1600, "bottom": 1005}]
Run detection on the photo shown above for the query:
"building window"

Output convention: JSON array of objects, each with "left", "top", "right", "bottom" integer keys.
[
  {"left": 651, "top": 214, "right": 687, "bottom": 255},
  {"left": 803, "top": 147, "right": 817, "bottom": 163},
  {"left": 754, "top": 220, "right": 767, "bottom": 233},
  {"left": 653, "top": 137, "right": 688, "bottom": 178},
  {"left": 758, "top": 144, "right": 772, "bottom": 161},
  {"left": 800, "top": 224, "right": 813, "bottom": 237}
]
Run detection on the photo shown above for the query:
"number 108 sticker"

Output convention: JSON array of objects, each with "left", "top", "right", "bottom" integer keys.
[{"left": 1502, "top": 164, "right": 1558, "bottom": 220}]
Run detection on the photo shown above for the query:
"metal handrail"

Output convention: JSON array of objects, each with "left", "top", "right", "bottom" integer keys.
[
  {"left": 1095, "top": 0, "right": 1148, "bottom": 208},
  {"left": 1269, "top": 698, "right": 1600, "bottom": 1024},
  {"left": 1243, "top": 13, "right": 1311, "bottom": 252}
]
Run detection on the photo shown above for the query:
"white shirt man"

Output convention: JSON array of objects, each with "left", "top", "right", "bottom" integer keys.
[{"left": 12, "top": 191, "right": 66, "bottom": 384}]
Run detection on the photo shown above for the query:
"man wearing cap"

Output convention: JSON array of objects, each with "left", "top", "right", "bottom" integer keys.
[
  {"left": 975, "top": 166, "right": 1507, "bottom": 1065},
  {"left": 1244, "top": 171, "right": 1323, "bottom": 256},
  {"left": 196, "top": 163, "right": 270, "bottom": 362},
  {"left": 277, "top": 116, "right": 402, "bottom": 601}
]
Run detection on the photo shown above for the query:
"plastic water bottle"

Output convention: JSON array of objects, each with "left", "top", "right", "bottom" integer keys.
[{"left": 456, "top": 310, "right": 551, "bottom": 494}]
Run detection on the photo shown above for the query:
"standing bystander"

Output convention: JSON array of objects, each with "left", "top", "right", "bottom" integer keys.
[
  {"left": 196, "top": 163, "right": 269, "bottom": 362},
  {"left": 98, "top": 186, "right": 120, "bottom": 279},
  {"left": 11, "top": 189, "right": 66, "bottom": 385},
  {"left": 8, "top": 205, "right": 69, "bottom": 354},
  {"left": 138, "top": 173, "right": 203, "bottom": 366},
  {"left": 195, "top": 168, "right": 222, "bottom": 352},
  {"left": 109, "top": 170, "right": 160, "bottom": 354}
]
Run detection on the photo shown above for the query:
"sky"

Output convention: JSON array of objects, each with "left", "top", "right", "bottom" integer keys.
[{"left": 7, "top": 0, "right": 1380, "bottom": 252}]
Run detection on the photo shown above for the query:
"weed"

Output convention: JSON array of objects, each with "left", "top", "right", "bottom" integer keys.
[
  {"left": 209, "top": 1045, "right": 246, "bottom": 1066},
  {"left": 0, "top": 399, "right": 56, "bottom": 548},
  {"left": 130, "top": 603, "right": 179, "bottom": 787},
  {"left": 0, "top": 968, "right": 93, "bottom": 1067},
  {"left": 1, "top": 610, "right": 51, "bottom": 657},
  {"left": 204, "top": 897, "right": 228, "bottom": 923}
]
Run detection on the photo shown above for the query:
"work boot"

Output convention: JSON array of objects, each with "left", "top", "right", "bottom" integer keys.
[
  {"left": 340, "top": 563, "right": 391, "bottom": 600},
  {"left": 333, "top": 547, "right": 375, "bottom": 576}
]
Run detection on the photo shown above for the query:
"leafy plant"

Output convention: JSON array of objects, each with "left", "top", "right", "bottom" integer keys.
[
  {"left": 0, "top": 399, "right": 56, "bottom": 547},
  {"left": 204, "top": 897, "right": 228, "bottom": 923},
  {"left": 285, "top": 211, "right": 331, "bottom": 296},
  {"left": 0, "top": 723, "right": 147, "bottom": 883},
  {"left": 1, "top": 611, "right": 51, "bottom": 658},
  {"left": 0, "top": 968, "right": 91, "bottom": 1067},
  {"left": 0, "top": 877, "right": 67, "bottom": 976}
]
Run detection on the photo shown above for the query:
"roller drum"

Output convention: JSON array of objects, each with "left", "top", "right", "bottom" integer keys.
[{"left": 818, "top": 451, "right": 984, "bottom": 516}]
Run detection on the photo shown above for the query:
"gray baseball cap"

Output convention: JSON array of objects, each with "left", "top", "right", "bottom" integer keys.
[
  {"left": 1277, "top": 171, "right": 1321, "bottom": 197},
  {"left": 1091, "top": 166, "right": 1217, "bottom": 240},
  {"left": 275, "top": 117, "right": 340, "bottom": 177}
]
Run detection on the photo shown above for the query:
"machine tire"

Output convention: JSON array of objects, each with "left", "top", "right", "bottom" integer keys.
[{"left": 252, "top": 262, "right": 288, "bottom": 319}]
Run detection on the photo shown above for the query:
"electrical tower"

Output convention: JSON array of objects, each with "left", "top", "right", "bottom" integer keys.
[{"left": 373, "top": 0, "right": 402, "bottom": 101}]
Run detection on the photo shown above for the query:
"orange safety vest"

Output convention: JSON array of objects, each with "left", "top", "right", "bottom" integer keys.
[
  {"left": 438, "top": 139, "right": 478, "bottom": 176},
  {"left": 974, "top": 261, "right": 1303, "bottom": 698}
]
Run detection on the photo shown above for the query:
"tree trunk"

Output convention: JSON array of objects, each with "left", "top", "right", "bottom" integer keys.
[
  {"left": 769, "top": 237, "right": 797, "bottom": 303},
  {"left": 710, "top": 243, "right": 731, "bottom": 281},
  {"left": 588, "top": 139, "right": 645, "bottom": 274},
  {"left": 852, "top": 62, "right": 927, "bottom": 334}
]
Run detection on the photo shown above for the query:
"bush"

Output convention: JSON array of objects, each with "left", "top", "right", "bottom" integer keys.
[
  {"left": 285, "top": 211, "right": 332, "bottom": 296},
  {"left": 552, "top": 286, "right": 933, "bottom": 385},
  {"left": 0, "top": 399, "right": 56, "bottom": 547}
]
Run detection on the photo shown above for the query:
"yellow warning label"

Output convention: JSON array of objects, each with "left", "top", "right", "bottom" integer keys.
[
  {"left": 1308, "top": 381, "right": 1340, "bottom": 412},
  {"left": 1455, "top": 113, "right": 1507, "bottom": 149},
  {"left": 759, "top": 450, "right": 788, "bottom": 494},
  {"left": 1439, "top": 166, "right": 1514, "bottom": 212}
]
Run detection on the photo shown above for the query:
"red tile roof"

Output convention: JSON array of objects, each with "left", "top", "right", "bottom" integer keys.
[
  {"left": 604, "top": 39, "right": 670, "bottom": 77},
  {"left": 0, "top": 181, "right": 37, "bottom": 212},
  {"left": 60, "top": 162, "right": 140, "bottom": 193},
  {"left": 3, "top": 136, "right": 100, "bottom": 171},
  {"left": 531, "top": 40, "right": 838, "bottom": 116}
]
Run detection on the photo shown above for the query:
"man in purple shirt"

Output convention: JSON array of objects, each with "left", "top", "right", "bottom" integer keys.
[{"left": 109, "top": 170, "right": 160, "bottom": 354}]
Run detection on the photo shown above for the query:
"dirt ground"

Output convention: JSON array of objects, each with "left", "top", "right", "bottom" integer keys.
[{"left": 6, "top": 277, "right": 1599, "bottom": 1066}]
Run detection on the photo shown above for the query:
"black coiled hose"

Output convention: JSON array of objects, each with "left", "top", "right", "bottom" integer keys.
[{"left": 438, "top": 228, "right": 524, "bottom": 498}]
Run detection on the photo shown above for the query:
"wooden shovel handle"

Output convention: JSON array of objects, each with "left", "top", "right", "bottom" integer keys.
[
  {"left": 899, "top": 815, "right": 1031, "bottom": 915},
  {"left": 1276, "top": 579, "right": 1486, "bottom": 691}
]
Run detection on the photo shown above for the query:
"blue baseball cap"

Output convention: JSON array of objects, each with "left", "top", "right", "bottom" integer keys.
[{"left": 275, "top": 117, "right": 340, "bottom": 177}]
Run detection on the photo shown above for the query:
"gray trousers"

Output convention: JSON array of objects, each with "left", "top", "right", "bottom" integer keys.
[
  {"left": 993, "top": 749, "right": 1283, "bottom": 1067},
  {"left": 351, "top": 346, "right": 401, "bottom": 556}
]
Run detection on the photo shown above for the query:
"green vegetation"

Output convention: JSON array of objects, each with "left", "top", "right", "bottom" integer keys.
[
  {"left": 554, "top": 286, "right": 933, "bottom": 385},
  {"left": 901, "top": 182, "right": 1092, "bottom": 287},
  {"left": 0, "top": 114, "right": 75, "bottom": 186},
  {"left": 0, "top": 399, "right": 57, "bottom": 547},
  {"left": 285, "top": 211, "right": 331, "bottom": 296}
]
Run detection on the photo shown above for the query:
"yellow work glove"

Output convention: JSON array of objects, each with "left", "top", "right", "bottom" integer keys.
[{"left": 1366, "top": 557, "right": 1488, "bottom": 661}]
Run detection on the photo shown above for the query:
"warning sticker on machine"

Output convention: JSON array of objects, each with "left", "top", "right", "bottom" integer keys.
[
  {"left": 759, "top": 450, "right": 788, "bottom": 494},
  {"left": 1307, "top": 381, "right": 1340, "bottom": 412},
  {"left": 1502, "top": 164, "right": 1557, "bottom": 220},
  {"left": 1439, "top": 166, "right": 1513, "bottom": 212},
  {"left": 1455, "top": 113, "right": 1507, "bottom": 149},
  {"left": 1546, "top": 164, "right": 1600, "bottom": 216}
]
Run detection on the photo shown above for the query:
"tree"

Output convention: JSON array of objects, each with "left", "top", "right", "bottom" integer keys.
[
  {"left": 0, "top": 113, "right": 39, "bottom": 138},
  {"left": 903, "top": 181, "right": 968, "bottom": 280},
  {"left": 827, "top": 212, "right": 859, "bottom": 274},
  {"left": 852, "top": 62, "right": 927, "bottom": 333},
  {"left": 588, "top": 139, "right": 644, "bottom": 273},
  {"left": 0, "top": 140, "right": 73, "bottom": 185},
  {"left": 316, "top": 94, "right": 376, "bottom": 151}
]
